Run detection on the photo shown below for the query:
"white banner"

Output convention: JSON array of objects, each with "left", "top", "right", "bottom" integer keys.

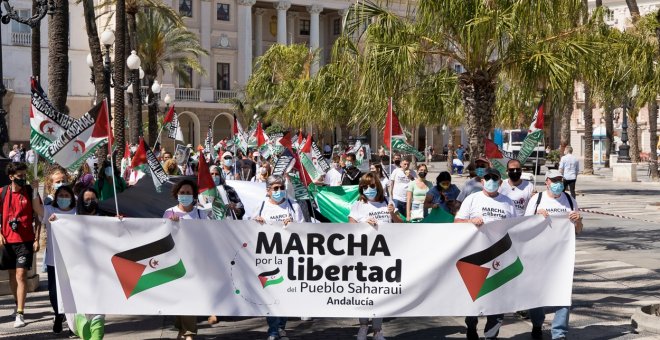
[{"left": 52, "top": 215, "right": 575, "bottom": 317}]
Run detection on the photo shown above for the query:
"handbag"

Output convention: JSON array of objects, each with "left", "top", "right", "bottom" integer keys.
[{"left": 410, "top": 208, "right": 424, "bottom": 220}]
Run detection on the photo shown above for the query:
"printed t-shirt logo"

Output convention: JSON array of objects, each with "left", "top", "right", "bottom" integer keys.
[
  {"left": 111, "top": 234, "right": 186, "bottom": 298},
  {"left": 456, "top": 233, "right": 523, "bottom": 301}
]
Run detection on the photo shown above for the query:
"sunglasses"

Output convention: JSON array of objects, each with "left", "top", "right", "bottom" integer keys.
[
  {"left": 360, "top": 184, "right": 377, "bottom": 189},
  {"left": 507, "top": 168, "right": 522, "bottom": 173},
  {"left": 270, "top": 185, "right": 284, "bottom": 191},
  {"left": 224, "top": 156, "right": 233, "bottom": 160},
  {"left": 548, "top": 177, "right": 563, "bottom": 183},
  {"left": 483, "top": 174, "right": 500, "bottom": 181}
]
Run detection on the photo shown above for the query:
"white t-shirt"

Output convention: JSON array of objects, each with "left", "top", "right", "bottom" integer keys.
[
  {"left": 498, "top": 180, "right": 535, "bottom": 216},
  {"left": 390, "top": 168, "right": 416, "bottom": 201},
  {"left": 524, "top": 191, "right": 578, "bottom": 217},
  {"left": 380, "top": 177, "right": 390, "bottom": 193},
  {"left": 43, "top": 205, "right": 77, "bottom": 266},
  {"left": 163, "top": 205, "right": 210, "bottom": 220},
  {"left": 251, "top": 199, "right": 305, "bottom": 224},
  {"left": 323, "top": 168, "right": 343, "bottom": 186},
  {"left": 456, "top": 191, "right": 517, "bottom": 223},
  {"left": 348, "top": 200, "right": 395, "bottom": 224},
  {"left": 559, "top": 154, "right": 580, "bottom": 180}
]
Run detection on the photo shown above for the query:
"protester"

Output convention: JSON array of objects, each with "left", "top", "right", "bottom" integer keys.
[
  {"left": 452, "top": 156, "right": 464, "bottom": 174},
  {"left": 389, "top": 157, "right": 415, "bottom": 216},
  {"left": 0, "top": 162, "right": 44, "bottom": 328},
  {"left": 323, "top": 155, "right": 343, "bottom": 186},
  {"left": 208, "top": 165, "right": 245, "bottom": 220},
  {"left": 454, "top": 168, "right": 516, "bottom": 340},
  {"left": 456, "top": 157, "right": 490, "bottom": 202},
  {"left": 163, "top": 159, "right": 182, "bottom": 176},
  {"left": 425, "top": 171, "right": 460, "bottom": 212},
  {"left": 42, "top": 185, "right": 76, "bottom": 333},
  {"left": 253, "top": 161, "right": 272, "bottom": 183},
  {"left": 341, "top": 153, "right": 363, "bottom": 185},
  {"left": 163, "top": 179, "right": 207, "bottom": 340},
  {"left": 25, "top": 148, "right": 36, "bottom": 165},
  {"left": 456, "top": 144, "right": 466, "bottom": 161},
  {"left": 370, "top": 163, "right": 389, "bottom": 194},
  {"left": 386, "top": 154, "right": 401, "bottom": 175},
  {"left": 19, "top": 144, "right": 26, "bottom": 163},
  {"left": 559, "top": 146, "right": 579, "bottom": 198},
  {"left": 9, "top": 144, "right": 21, "bottom": 162},
  {"left": 92, "top": 160, "right": 127, "bottom": 201},
  {"left": 525, "top": 169, "right": 583, "bottom": 340},
  {"left": 44, "top": 165, "right": 70, "bottom": 205},
  {"left": 161, "top": 151, "right": 173, "bottom": 165},
  {"left": 348, "top": 173, "right": 400, "bottom": 340},
  {"left": 237, "top": 150, "right": 256, "bottom": 181},
  {"left": 498, "top": 159, "right": 535, "bottom": 216},
  {"left": 251, "top": 175, "right": 304, "bottom": 340},
  {"left": 406, "top": 163, "right": 433, "bottom": 221},
  {"left": 220, "top": 151, "right": 239, "bottom": 180},
  {"left": 73, "top": 163, "right": 95, "bottom": 195}
]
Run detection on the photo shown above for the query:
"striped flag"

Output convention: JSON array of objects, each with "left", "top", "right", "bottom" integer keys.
[{"left": 29, "top": 77, "right": 76, "bottom": 158}]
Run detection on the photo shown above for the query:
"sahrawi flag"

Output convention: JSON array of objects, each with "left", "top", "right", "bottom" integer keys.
[
  {"left": 485, "top": 138, "right": 509, "bottom": 180},
  {"left": 197, "top": 153, "right": 226, "bottom": 220},
  {"left": 456, "top": 233, "right": 524, "bottom": 301},
  {"left": 111, "top": 233, "right": 186, "bottom": 299},
  {"left": 29, "top": 77, "right": 76, "bottom": 158},
  {"left": 232, "top": 114, "right": 248, "bottom": 153},
  {"left": 517, "top": 99, "right": 545, "bottom": 164},
  {"left": 383, "top": 98, "right": 425, "bottom": 161},
  {"left": 43, "top": 100, "right": 111, "bottom": 171},
  {"left": 165, "top": 106, "right": 184, "bottom": 142},
  {"left": 131, "top": 137, "right": 169, "bottom": 192},
  {"left": 258, "top": 268, "right": 284, "bottom": 288}
]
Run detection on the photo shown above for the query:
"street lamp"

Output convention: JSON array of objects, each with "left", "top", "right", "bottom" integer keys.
[
  {"left": 0, "top": 0, "right": 55, "bottom": 157},
  {"left": 618, "top": 86, "right": 638, "bottom": 163}
]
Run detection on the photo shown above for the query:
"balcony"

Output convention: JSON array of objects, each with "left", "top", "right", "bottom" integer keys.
[
  {"left": 11, "top": 32, "right": 31, "bottom": 46},
  {"left": 214, "top": 90, "right": 237, "bottom": 101},
  {"left": 176, "top": 88, "right": 200, "bottom": 102}
]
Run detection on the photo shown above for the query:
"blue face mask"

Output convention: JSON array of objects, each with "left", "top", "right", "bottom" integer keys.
[
  {"left": 484, "top": 179, "right": 499, "bottom": 193},
  {"left": 550, "top": 182, "right": 564, "bottom": 195},
  {"left": 53, "top": 182, "right": 67, "bottom": 190},
  {"left": 223, "top": 159, "right": 233, "bottom": 167},
  {"left": 57, "top": 197, "right": 71, "bottom": 208},
  {"left": 271, "top": 190, "right": 285, "bottom": 202},
  {"left": 213, "top": 175, "right": 221, "bottom": 186},
  {"left": 345, "top": 161, "right": 353, "bottom": 168},
  {"left": 178, "top": 194, "right": 194, "bottom": 207},
  {"left": 363, "top": 187, "right": 377, "bottom": 200},
  {"left": 475, "top": 167, "right": 486, "bottom": 178}
]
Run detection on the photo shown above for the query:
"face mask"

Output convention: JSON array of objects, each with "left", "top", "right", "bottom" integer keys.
[
  {"left": 475, "top": 167, "right": 486, "bottom": 177},
  {"left": 12, "top": 178, "right": 26, "bottom": 187},
  {"left": 484, "top": 179, "right": 499, "bottom": 193},
  {"left": 363, "top": 187, "right": 377, "bottom": 200},
  {"left": 53, "top": 182, "right": 68, "bottom": 190},
  {"left": 260, "top": 167, "right": 267, "bottom": 175},
  {"left": 271, "top": 190, "right": 285, "bottom": 202},
  {"left": 83, "top": 200, "right": 98, "bottom": 212},
  {"left": 508, "top": 171, "right": 522, "bottom": 181},
  {"left": 550, "top": 182, "right": 564, "bottom": 195},
  {"left": 345, "top": 161, "right": 353, "bottom": 168},
  {"left": 224, "top": 159, "right": 233, "bottom": 167},
  {"left": 440, "top": 183, "right": 450, "bottom": 189},
  {"left": 213, "top": 175, "right": 221, "bottom": 186},
  {"left": 104, "top": 167, "right": 113, "bottom": 177},
  {"left": 57, "top": 197, "right": 71, "bottom": 208},
  {"left": 178, "top": 194, "right": 194, "bottom": 207},
  {"left": 394, "top": 160, "right": 401, "bottom": 166},
  {"left": 418, "top": 172, "right": 427, "bottom": 178}
]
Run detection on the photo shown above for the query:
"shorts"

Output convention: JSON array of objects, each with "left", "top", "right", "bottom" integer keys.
[{"left": 3, "top": 242, "right": 34, "bottom": 270}]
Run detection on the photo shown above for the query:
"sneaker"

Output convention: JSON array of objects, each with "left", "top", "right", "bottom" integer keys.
[
  {"left": 357, "top": 325, "right": 369, "bottom": 340},
  {"left": 466, "top": 328, "right": 479, "bottom": 340},
  {"left": 531, "top": 326, "right": 542, "bottom": 339},
  {"left": 53, "top": 314, "right": 63, "bottom": 333},
  {"left": 373, "top": 331, "right": 387, "bottom": 340},
  {"left": 14, "top": 314, "right": 26, "bottom": 328},
  {"left": 278, "top": 328, "right": 287, "bottom": 337}
]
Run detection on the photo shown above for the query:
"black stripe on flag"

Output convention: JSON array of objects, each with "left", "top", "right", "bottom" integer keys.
[
  {"left": 458, "top": 234, "right": 512, "bottom": 266},
  {"left": 114, "top": 234, "right": 175, "bottom": 262},
  {"left": 258, "top": 268, "right": 280, "bottom": 277}
]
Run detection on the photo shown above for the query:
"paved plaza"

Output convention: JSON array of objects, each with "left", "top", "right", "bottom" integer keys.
[{"left": 0, "top": 163, "right": 659, "bottom": 339}]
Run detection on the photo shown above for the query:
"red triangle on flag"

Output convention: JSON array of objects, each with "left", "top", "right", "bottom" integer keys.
[
  {"left": 279, "top": 131, "right": 293, "bottom": 151},
  {"left": 111, "top": 255, "right": 147, "bottom": 299},
  {"left": 124, "top": 142, "right": 130, "bottom": 160},
  {"left": 485, "top": 139, "right": 504, "bottom": 159},
  {"left": 254, "top": 121, "right": 266, "bottom": 147},
  {"left": 163, "top": 105, "right": 175, "bottom": 125},
  {"left": 131, "top": 137, "right": 148, "bottom": 169},
  {"left": 534, "top": 102, "right": 544, "bottom": 130},
  {"left": 300, "top": 133, "right": 312, "bottom": 154},
  {"left": 233, "top": 115, "right": 239, "bottom": 135},
  {"left": 197, "top": 152, "right": 216, "bottom": 194},
  {"left": 91, "top": 99, "right": 113, "bottom": 152},
  {"left": 384, "top": 98, "right": 403, "bottom": 148},
  {"left": 456, "top": 261, "right": 490, "bottom": 301}
]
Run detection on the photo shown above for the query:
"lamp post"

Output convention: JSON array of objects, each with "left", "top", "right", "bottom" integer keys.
[
  {"left": 618, "top": 86, "right": 637, "bottom": 163},
  {"left": 0, "top": 0, "right": 54, "bottom": 158}
]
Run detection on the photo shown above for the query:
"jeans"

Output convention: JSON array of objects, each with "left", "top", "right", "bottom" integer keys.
[
  {"left": 266, "top": 316, "right": 287, "bottom": 336},
  {"left": 47, "top": 265, "right": 62, "bottom": 316},
  {"left": 452, "top": 165, "right": 464, "bottom": 174},
  {"left": 465, "top": 314, "right": 503, "bottom": 339},
  {"left": 359, "top": 318, "right": 382, "bottom": 331},
  {"left": 529, "top": 306, "right": 570, "bottom": 339},
  {"left": 393, "top": 199, "right": 407, "bottom": 217},
  {"left": 563, "top": 179, "right": 576, "bottom": 198}
]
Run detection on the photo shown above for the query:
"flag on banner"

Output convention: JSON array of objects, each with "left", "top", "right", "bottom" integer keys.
[
  {"left": 529, "top": 100, "right": 545, "bottom": 132},
  {"left": 111, "top": 233, "right": 186, "bottom": 299},
  {"left": 131, "top": 137, "right": 168, "bottom": 192},
  {"left": 29, "top": 77, "right": 76, "bottom": 158},
  {"left": 384, "top": 98, "right": 404, "bottom": 149},
  {"left": 197, "top": 153, "right": 226, "bottom": 220},
  {"left": 254, "top": 121, "right": 267, "bottom": 148},
  {"left": 42, "top": 100, "right": 110, "bottom": 170}
]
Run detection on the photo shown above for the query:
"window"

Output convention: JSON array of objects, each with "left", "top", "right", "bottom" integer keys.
[
  {"left": 217, "top": 63, "right": 230, "bottom": 90},
  {"left": 333, "top": 18, "right": 341, "bottom": 35},
  {"left": 11, "top": 10, "right": 31, "bottom": 34},
  {"left": 217, "top": 3, "right": 229, "bottom": 21},
  {"left": 179, "top": 0, "right": 192, "bottom": 17},
  {"left": 179, "top": 66, "right": 193, "bottom": 88},
  {"left": 454, "top": 64, "right": 464, "bottom": 73},
  {"left": 300, "top": 19, "right": 310, "bottom": 36}
]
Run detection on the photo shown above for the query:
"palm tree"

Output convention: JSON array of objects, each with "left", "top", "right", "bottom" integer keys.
[
  {"left": 343, "top": 0, "right": 597, "bottom": 159},
  {"left": 47, "top": 0, "right": 69, "bottom": 112},
  {"left": 31, "top": 0, "right": 41, "bottom": 78},
  {"left": 136, "top": 9, "right": 207, "bottom": 145}
]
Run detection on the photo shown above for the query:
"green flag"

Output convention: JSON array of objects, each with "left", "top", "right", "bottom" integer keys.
[
  {"left": 309, "top": 184, "right": 360, "bottom": 223},
  {"left": 517, "top": 130, "right": 544, "bottom": 164}
]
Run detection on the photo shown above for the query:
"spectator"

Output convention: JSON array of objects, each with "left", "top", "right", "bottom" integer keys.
[{"left": 341, "top": 153, "right": 363, "bottom": 185}]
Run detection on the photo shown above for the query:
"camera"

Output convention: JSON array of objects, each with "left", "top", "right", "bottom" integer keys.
[{"left": 9, "top": 218, "right": 20, "bottom": 232}]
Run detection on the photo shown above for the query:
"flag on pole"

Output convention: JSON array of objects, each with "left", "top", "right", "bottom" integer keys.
[
  {"left": 485, "top": 138, "right": 509, "bottom": 179},
  {"left": 42, "top": 100, "right": 111, "bottom": 170},
  {"left": 204, "top": 123, "right": 214, "bottom": 162},
  {"left": 383, "top": 98, "right": 404, "bottom": 149},
  {"left": 254, "top": 121, "right": 267, "bottom": 148},
  {"left": 163, "top": 105, "right": 175, "bottom": 126},
  {"left": 197, "top": 154, "right": 226, "bottom": 220},
  {"left": 29, "top": 77, "right": 76, "bottom": 158},
  {"left": 529, "top": 100, "right": 545, "bottom": 132},
  {"left": 131, "top": 137, "right": 169, "bottom": 192},
  {"left": 232, "top": 114, "right": 248, "bottom": 153},
  {"left": 518, "top": 99, "right": 545, "bottom": 164}
]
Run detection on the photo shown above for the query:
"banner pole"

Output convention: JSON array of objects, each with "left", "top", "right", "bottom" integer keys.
[
  {"left": 152, "top": 126, "right": 164, "bottom": 153},
  {"left": 389, "top": 97, "right": 393, "bottom": 177}
]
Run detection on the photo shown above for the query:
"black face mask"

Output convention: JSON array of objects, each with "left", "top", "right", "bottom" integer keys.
[
  {"left": 418, "top": 172, "right": 427, "bottom": 178},
  {"left": 394, "top": 160, "right": 401, "bottom": 166},
  {"left": 508, "top": 171, "right": 522, "bottom": 181},
  {"left": 12, "top": 178, "right": 26, "bottom": 187},
  {"left": 83, "top": 200, "right": 98, "bottom": 213}
]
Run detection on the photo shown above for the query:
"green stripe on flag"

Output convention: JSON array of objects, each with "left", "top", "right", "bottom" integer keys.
[
  {"left": 517, "top": 130, "right": 543, "bottom": 164},
  {"left": 130, "top": 260, "right": 186, "bottom": 297},
  {"left": 263, "top": 276, "right": 284, "bottom": 288},
  {"left": 476, "top": 257, "right": 524, "bottom": 299}
]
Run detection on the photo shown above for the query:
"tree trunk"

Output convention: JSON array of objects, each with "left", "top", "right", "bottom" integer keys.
[
  {"left": 583, "top": 82, "right": 594, "bottom": 174},
  {"left": 458, "top": 69, "right": 496, "bottom": 161},
  {"left": 560, "top": 85, "right": 574, "bottom": 153},
  {"left": 147, "top": 77, "right": 159, "bottom": 146},
  {"left": 31, "top": 0, "right": 41, "bottom": 79},
  {"left": 604, "top": 102, "right": 614, "bottom": 168},
  {"left": 628, "top": 110, "right": 640, "bottom": 163},
  {"left": 81, "top": 0, "right": 105, "bottom": 104},
  {"left": 127, "top": 12, "right": 142, "bottom": 143},
  {"left": 47, "top": 0, "right": 69, "bottom": 113},
  {"left": 114, "top": 0, "right": 127, "bottom": 160},
  {"left": 626, "top": 0, "right": 641, "bottom": 22},
  {"left": 649, "top": 101, "right": 658, "bottom": 179}
]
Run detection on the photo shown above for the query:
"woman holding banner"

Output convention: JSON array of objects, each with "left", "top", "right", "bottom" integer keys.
[
  {"left": 348, "top": 172, "right": 401, "bottom": 340},
  {"left": 164, "top": 179, "right": 208, "bottom": 340}
]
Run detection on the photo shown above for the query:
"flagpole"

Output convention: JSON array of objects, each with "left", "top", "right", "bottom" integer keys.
[
  {"left": 152, "top": 126, "right": 164, "bottom": 153},
  {"left": 389, "top": 97, "right": 393, "bottom": 177},
  {"left": 105, "top": 98, "right": 120, "bottom": 217}
]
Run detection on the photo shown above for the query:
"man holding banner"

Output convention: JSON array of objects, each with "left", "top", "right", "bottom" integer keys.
[{"left": 455, "top": 168, "right": 517, "bottom": 340}]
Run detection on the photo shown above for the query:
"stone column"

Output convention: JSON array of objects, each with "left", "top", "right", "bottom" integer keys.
[
  {"left": 307, "top": 4, "right": 322, "bottom": 75},
  {"left": 287, "top": 12, "right": 298, "bottom": 45},
  {"left": 274, "top": 1, "right": 290, "bottom": 45},
  {"left": 237, "top": 0, "right": 256, "bottom": 86},
  {"left": 200, "top": 0, "right": 214, "bottom": 101},
  {"left": 254, "top": 8, "right": 266, "bottom": 57}
]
